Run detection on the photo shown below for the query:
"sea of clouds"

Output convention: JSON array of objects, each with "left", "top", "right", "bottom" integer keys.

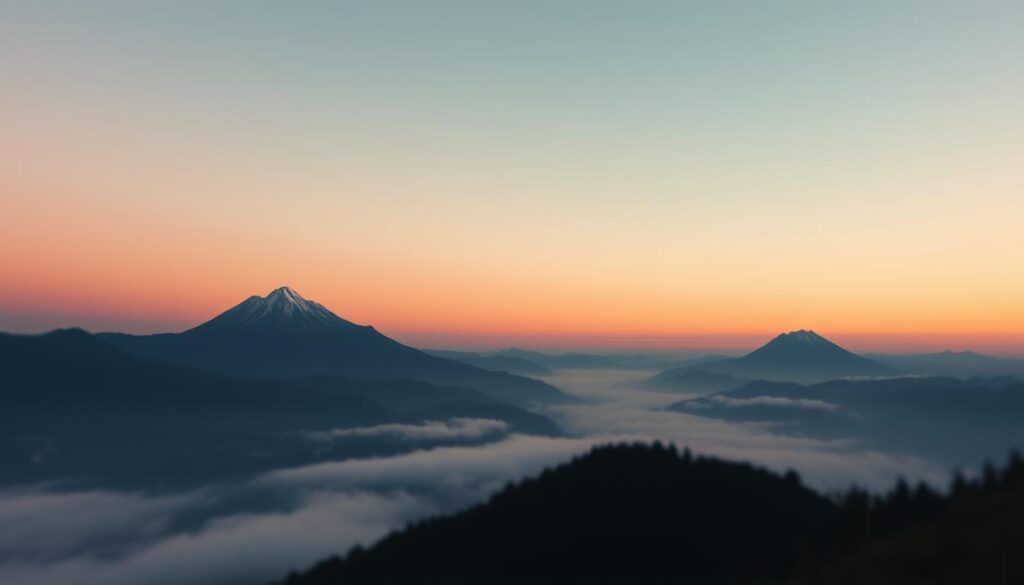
[{"left": 0, "top": 368, "right": 945, "bottom": 585}]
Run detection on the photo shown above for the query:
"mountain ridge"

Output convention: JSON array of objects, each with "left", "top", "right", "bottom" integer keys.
[
  {"left": 98, "top": 287, "right": 576, "bottom": 407},
  {"left": 0, "top": 328, "right": 562, "bottom": 488}
]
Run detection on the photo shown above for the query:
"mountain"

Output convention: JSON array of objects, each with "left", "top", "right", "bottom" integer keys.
[
  {"left": 669, "top": 376, "right": 1024, "bottom": 467},
  {"left": 281, "top": 443, "right": 838, "bottom": 584},
  {"left": 282, "top": 443, "right": 1024, "bottom": 585},
  {"left": 0, "top": 329, "right": 560, "bottom": 489},
  {"left": 648, "top": 329, "right": 892, "bottom": 389},
  {"left": 99, "top": 287, "right": 575, "bottom": 408}
]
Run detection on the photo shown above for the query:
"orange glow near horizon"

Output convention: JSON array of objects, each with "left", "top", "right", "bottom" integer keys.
[
  {"left": 2, "top": 173, "right": 1023, "bottom": 355},
  {"left": 3, "top": 270, "right": 1023, "bottom": 355},
  {"left": 2, "top": 5, "right": 1023, "bottom": 355}
]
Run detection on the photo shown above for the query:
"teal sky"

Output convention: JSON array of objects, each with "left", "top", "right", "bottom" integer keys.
[{"left": 2, "top": 2, "right": 1023, "bottom": 352}]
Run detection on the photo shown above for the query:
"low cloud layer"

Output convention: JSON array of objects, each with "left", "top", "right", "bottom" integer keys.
[
  {"left": 0, "top": 490, "right": 421, "bottom": 585},
  {"left": 2, "top": 368, "right": 954, "bottom": 585},
  {"left": 0, "top": 488, "right": 209, "bottom": 562},
  {"left": 546, "top": 403, "right": 941, "bottom": 491},
  {"left": 304, "top": 418, "right": 510, "bottom": 443},
  {"left": 0, "top": 435, "right": 612, "bottom": 585},
  {"left": 693, "top": 395, "right": 841, "bottom": 411}
]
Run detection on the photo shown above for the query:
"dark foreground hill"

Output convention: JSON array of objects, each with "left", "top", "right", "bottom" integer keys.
[
  {"left": 282, "top": 443, "right": 836, "bottom": 584},
  {"left": 0, "top": 329, "right": 559, "bottom": 489},
  {"left": 282, "top": 443, "right": 1024, "bottom": 584},
  {"left": 100, "top": 287, "right": 574, "bottom": 407}
]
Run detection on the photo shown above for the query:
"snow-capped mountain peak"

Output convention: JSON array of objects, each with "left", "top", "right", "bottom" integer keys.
[
  {"left": 192, "top": 286, "right": 360, "bottom": 334},
  {"left": 778, "top": 329, "right": 828, "bottom": 344}
]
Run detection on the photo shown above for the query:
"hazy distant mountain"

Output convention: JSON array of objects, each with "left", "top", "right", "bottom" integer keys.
[
  {"left": 670, "top": 376, "right": 1024, "bottom": 467},
  {"left": 283, "top": 443, "right": 1024, "bottom": 584},
  {"left": 100, "top": 287, "right": 574, "bottom": 408},
  {"left": 0, "top": 329, "right": 560, "bottom": 488},
  {"left": 648, "top": 330, "right": 892, "bottom": 389},
  {"left": 425, "top": 349, "right": 553, "bottom": 376},
  {"left": 484, "top": 348, "right": 687, "bottom": 371},
  {"left": 867, "top": 350, "right": 1024, "bottom": 378}
]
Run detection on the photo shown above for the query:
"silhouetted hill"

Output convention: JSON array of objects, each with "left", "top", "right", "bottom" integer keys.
[
  {"left": 99, "top": 287, "right": 575, "bottom": 408},
  {"left": 0, "top": 329, "right": 561, "bottom": 488},
  {"left": 799, "top": 452, "right": 1024, "bottom": 583},
  {"left": 282, "top": 444, "right": 1024, "bottom": 585},
  {"left": 281, "top": 443, "right": 838, "bottom": 584},
  {"left": 648, "top": 330, "right": 892, "bottom": 389},
  {"left": 670, "top": 376, "right": 1024, "bottom": 467}
]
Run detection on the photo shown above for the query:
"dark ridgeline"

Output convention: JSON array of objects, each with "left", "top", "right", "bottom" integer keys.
[
  {"left": 98, "top": 287, "right": 575, "bottom": 408},
  {"left": 804, "top": 451, "right": 1024, "bottom": 583},
  {"left": 281, "top": 443, "right": 1024, "bottom": 585},
  {"left": 647, "top": 329, "right": 892, "bottom": 391},
  {"left": 282, "top": 443, "right": 838, "bottom": 584},
  {"left": 0, "top": 329, "right": 560, "bottom": 489}
]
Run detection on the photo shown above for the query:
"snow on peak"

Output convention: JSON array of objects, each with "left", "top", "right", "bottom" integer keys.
[
  {"left": 266, "top": 286, "right": 304, "bottom": 302},
  {"left": 784, "top": 329, "right": 825, "bottom": 343},
  {"left": 225, "top": 286, "right": 355, "bottom": 330},
  {"left": 763, "top": 330, "right": 832, "bottom": 347}
]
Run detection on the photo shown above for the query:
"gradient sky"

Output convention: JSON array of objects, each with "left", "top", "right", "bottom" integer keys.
[{"left": 2, "top": 2, "right": 1023, "bottom": 354}]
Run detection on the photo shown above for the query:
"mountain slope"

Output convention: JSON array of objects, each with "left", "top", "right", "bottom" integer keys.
[
  {"left": 804, "top": 487, "right": 1024, "bottom": 583},
  {"left": 0, "top": 329, "right": 561, "bottom": 488},
  {"left": 283, "top": 444, "right": 1024, "bottom": 585},
  {"left": 282, "top": 443, "right": 838, "bottom": 584},
  {"left": 99, "top": 287, "right": 575, "bottom": 407},
  {"left": 648, "top": 329, "right": 891, "bottom": 388}
]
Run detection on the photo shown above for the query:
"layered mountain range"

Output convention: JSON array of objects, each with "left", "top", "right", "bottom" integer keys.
[
  {"left": 0, "top": 287, "right": 578, "bottom": 488},
  {"left": 99, "top": 287, "right": 574, "bottom": 408}
]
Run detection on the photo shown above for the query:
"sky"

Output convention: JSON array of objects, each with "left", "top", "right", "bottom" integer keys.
[{"left": 2, "top": 1, "right": 1023, "bottom": 353}]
